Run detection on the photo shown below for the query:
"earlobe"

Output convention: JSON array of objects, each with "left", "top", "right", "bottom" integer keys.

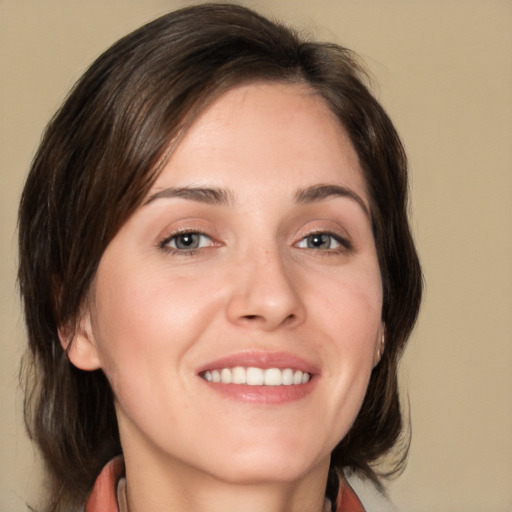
[
  {"left": 58, "top": 312, "right": 101, "bottom": 371},
  {"left": 373, "top": 327, "right": 385, "bottom": 367}
]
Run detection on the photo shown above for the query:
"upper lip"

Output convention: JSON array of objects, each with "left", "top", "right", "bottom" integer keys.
[{"left": 196, "top": 350, "right": 320, "bottom": 375}]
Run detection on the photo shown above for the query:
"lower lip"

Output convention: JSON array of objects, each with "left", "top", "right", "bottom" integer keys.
[{"left": 200, "top": 378, "right": 317, "bottom": 404}]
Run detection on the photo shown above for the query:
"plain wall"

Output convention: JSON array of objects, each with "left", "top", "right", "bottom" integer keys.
[{"left": 1, "top": 1, "right": 511, "bottom": 511}]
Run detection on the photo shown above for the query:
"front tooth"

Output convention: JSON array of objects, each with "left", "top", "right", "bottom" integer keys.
[
  {"left": 282, "top": 368, "right": 294, "bottom": 385},
  {"left": 220, "top": 368, "right": 232, "bottom": 384},
  {"left": 211, "top": 369, "right": 221, "bottom": 383},
  {"left": 264, "top": 368, "right": 282, "bottom": 386},
  {"left": 293, "top": 370, "right": 303, "bottom": 385},
  {"left": 246, "top": 367, "right": 264, "bottom": 385},
  {"left": 232, "top": 366, "right": 246, "bottom": 384}
]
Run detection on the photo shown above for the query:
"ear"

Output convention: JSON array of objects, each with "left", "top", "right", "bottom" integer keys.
[
  {"left": 58, "top": 310, "right": 101, "bottom": 371},
  {"left": 373, "top": 324, "right": 386, "bottom": 368}
]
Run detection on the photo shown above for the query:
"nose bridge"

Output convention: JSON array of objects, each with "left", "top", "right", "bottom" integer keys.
[{"left": 226, "top": 243, "right": 305, "bottom": 329}]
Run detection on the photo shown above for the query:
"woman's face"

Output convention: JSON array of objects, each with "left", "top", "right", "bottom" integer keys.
[{"left": 73, "top": 82, "right": 383, "bottom": 485}]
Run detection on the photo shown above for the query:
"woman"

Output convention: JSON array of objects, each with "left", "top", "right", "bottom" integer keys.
[{"left": 18, "top": 3, "right": 422, "bottom": 511}]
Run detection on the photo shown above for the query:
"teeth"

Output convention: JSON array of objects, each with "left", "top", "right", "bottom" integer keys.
[
  {"left": 232, "top": 366, "right": 246, "bottom": 384},
  {"left": 220, "top": 368, "right": 232, "bottom": 384},
  {"left": 246, "top": 367, "right": 264, "bottom": 385},
  {"left": 202, "top": 367, "right": 311, "bottom": 386},
  {"left": 264, "top": 368, "right": 281, "bottom": 386},
  {"left": 293, "top": 370, "right": 303, "bottom": 385}
]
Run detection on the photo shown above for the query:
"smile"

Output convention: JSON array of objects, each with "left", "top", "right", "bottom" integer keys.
[{"left": 202, "top": 367, "right": 311, "bottom": 386}]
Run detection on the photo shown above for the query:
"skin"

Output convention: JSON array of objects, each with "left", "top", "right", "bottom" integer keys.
[{"left": 65, "top": 82, "right": 384, "bottom": 512}]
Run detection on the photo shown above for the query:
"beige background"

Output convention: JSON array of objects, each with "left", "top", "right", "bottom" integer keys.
[{"left": 1, "top": 1, "right": 511, "bottom": 511}]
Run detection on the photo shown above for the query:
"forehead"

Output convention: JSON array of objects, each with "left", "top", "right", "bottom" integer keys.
[{"left": 151, "top": 82, "right": 368, "bottom": 208}]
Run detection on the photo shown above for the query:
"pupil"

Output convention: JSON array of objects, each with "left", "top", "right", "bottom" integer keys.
[
  {"left": 177, "top": 234, "right": 198, "bottom": 249},
  {"left": 309, "top": 234, "right": 329, "bottom": 248}
]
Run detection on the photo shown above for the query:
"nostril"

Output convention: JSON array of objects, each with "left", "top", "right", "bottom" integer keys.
[{"left": 283, "top": 313, "right": 296, "bottom": 324}]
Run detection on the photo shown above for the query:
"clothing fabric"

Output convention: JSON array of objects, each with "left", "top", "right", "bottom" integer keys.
[{"left": 85, "top": 457, "right": 366, "bottom": 512}]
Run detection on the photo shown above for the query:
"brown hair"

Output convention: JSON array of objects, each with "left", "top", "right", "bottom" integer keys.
[{"left": 18, "top": 3, "right": 422, "bottom": 510}]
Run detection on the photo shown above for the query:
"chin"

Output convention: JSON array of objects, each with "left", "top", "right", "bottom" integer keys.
[
  {"left": 209, "top": 461, "right": 319, "bottom": 486},
  {"left": 197, "top": 441, "right": 330, "bottom": 485}
]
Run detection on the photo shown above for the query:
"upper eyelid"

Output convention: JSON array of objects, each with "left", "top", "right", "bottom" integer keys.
[
  {"left": 294, "top": 227, "right": 350, "bottom": 243},
  {"left": 163, "top": 227, "right": 210, "bottom": 237}
]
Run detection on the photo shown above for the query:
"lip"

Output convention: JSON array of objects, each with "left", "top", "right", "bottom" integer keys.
[
  {"left": 197, "top": 351, "right": 319, "bottom": 404},
  {"left": 196, "top": 350, "right": 320, "bottom": 375}
]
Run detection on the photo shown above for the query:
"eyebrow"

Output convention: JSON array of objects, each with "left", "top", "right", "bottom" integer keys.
[
  {"left": 144, "top": 183, "right": 370, "bottom": 218},
  {"left": 144, "top": 186, "right": 233, "bottom": 206},
  {"left": 294, "top": 184, "right": 370, "bottom": 218}
]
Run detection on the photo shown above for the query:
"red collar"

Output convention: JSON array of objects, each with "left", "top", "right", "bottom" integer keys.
[
  {"left": 85, "top": 456, "right": 125, "bottom": 512},
  {"left": 85, "top": 457, "right": 365, "bottom": 512}
]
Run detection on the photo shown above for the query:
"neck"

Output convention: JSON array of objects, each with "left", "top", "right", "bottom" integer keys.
[{"left": 121, "top": 446, "right": 332, "bottom": 512}]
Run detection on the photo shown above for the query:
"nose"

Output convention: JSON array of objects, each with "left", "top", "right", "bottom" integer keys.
[{"left": 225, "top": 248, "right": 306, "bottom": 331}]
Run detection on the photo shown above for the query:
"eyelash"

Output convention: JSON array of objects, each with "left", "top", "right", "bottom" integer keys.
[{"left": 158, "top": 230, "right": 351, "bottom": 256}]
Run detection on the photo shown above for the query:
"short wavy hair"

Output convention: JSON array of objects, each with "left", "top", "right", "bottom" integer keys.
[{"left": 18, "top": 3, "right": 422, "bottom": 510}]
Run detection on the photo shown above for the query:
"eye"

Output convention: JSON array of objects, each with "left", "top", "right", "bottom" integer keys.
[
  {"left": 160, "top": 232, "right": 213, "bottom": 252},
  {"left": 295, "top": 232, "right": 347, "bottom": 251}
]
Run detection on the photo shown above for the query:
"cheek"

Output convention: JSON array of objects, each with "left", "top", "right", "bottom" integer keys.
[
  {"left": 311, "top": 262, "right": 382, "bottom": 342},
  {"left": 89, "top": 257, "right": 224, "bottom": 383},
  {"left": 309, "top": 265, "right": 382, "bottom": 408}
]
